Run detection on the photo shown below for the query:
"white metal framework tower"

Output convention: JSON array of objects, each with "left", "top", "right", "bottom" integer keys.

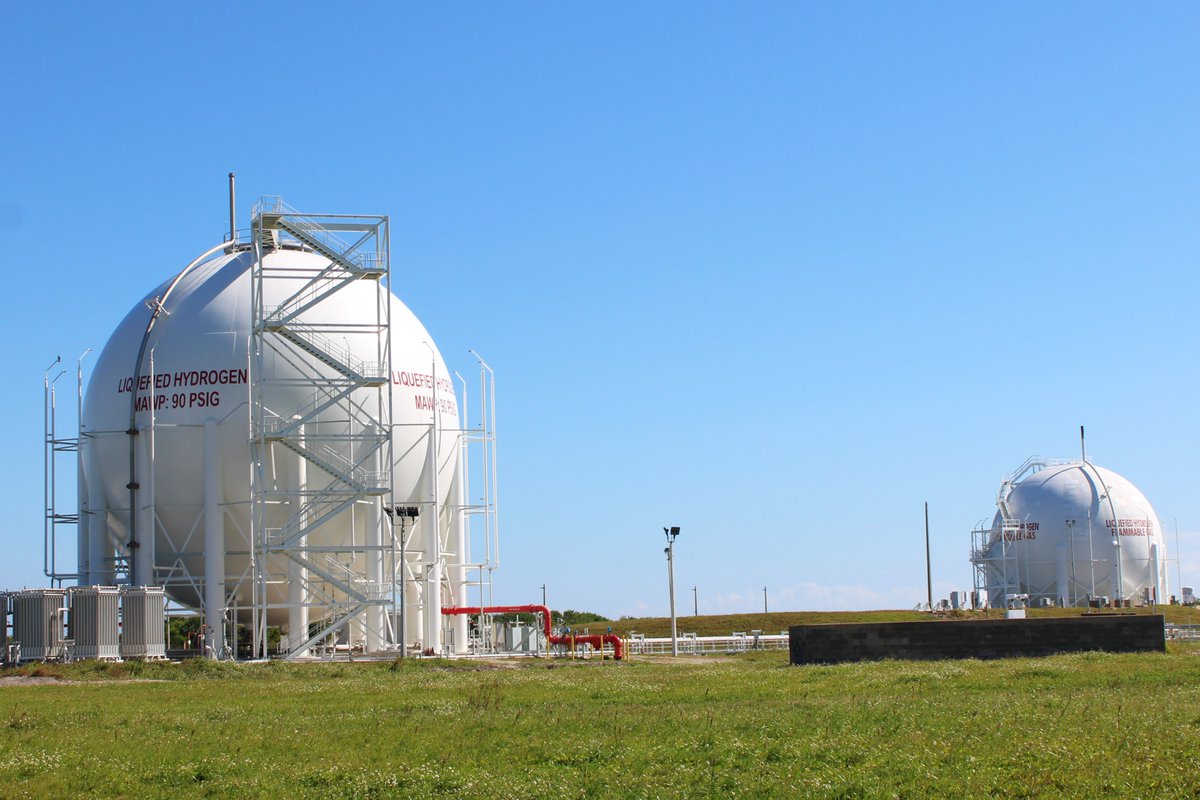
[
  {"left": 44, "top": 353, "right": 96, "bottom": 587},
  {"left": 249, "top": 197, "right": 393, "bottom": 659},
  {"left": 451, "top": 356, "right": 500, "bottom": 652},
  {"left": 56, "top": 189, "right": 503, "bottom": 661},
  {"left": 970, "top": 518, "right": 1022, "bottom": 608}
]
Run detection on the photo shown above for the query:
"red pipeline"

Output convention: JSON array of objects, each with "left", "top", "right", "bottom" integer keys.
[{"left": 441, "top": 604, "right": 624, "bottom": 660}]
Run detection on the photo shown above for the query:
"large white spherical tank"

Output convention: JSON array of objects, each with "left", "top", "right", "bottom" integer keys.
[
  {"left": 979, "top": 462, "right": 1167, "bottom": 606},
  {"left": 81, "top": 247, "right": 459, "bottom": 618}
]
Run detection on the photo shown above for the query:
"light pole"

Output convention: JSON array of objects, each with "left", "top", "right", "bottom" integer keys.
[
  {"left": 663, "top": 526, "right": 680, "bottom": 656},
  {"left": 1176, "top": 519, "right": 1183, "bottom": 603},
  {"left": 387, "top": 505, "right": 419, "bottom": 657},
  {"left": 924, "top": 502, "right": 932, "bottom": 612},
  {"left": 538, "top": 584, "right": 548, "bottom": 657}
]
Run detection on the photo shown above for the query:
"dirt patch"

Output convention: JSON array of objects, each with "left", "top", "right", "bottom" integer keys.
[
  {"left": 0, "top": 676, "right": 70, "bottom": 687},
  {"left": 627, "top": 654, "right": 730, "bottom": 664},
  {"left": 0, "top": 676, "right": 171, "bottom": 686},
  {"left": 431, "top": 659, "right": 522, "bottom": 671}
]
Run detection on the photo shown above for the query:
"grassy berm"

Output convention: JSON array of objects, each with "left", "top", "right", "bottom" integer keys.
[
  {"left": 599, "top": 604, "right": 1200, "bottom": 637},
  {"left": 4, "top": 642, "right": 1200, "bottom": 798}
]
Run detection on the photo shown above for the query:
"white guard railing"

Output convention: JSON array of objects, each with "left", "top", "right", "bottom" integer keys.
[
  {"left": 1165, "top": 624, "right": 1200, "bottom": 641},
  {"left": 625, "top": 632, "right": 789, "bottom": 655}
]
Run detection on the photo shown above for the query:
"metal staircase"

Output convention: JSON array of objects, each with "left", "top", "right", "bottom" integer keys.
[
  {"left": 249, "top": 196, "right": 393, "bottom": 659},
  {"left": 970, "top": 517, "right": 1023, "bottom": 608},
  {"left": 269, "top": 216, "right": 386, "bottom": 275},
  {"left": 272, "top": 435, "right": 386, "bottom": 492},
  {"left": 264, "top": 324, "right": 387, "bottom": 383}
]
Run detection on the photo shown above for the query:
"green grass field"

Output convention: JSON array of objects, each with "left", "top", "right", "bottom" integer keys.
[
  {"left": 579, "top": 604, "right": 1200, "bottom": 638},
  {"left": 4, "top": 640, "right": 1200, "bottom": 798}
]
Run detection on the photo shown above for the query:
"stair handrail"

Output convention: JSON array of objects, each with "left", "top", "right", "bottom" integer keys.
[
  {"left": 308, "top": 440, "right": 384, "bottom": 488},
  {"left": 278, "top": 217, "right": 362, "bottom": 266},
  {"left": 268, "top": 321, "right": 387, "bottom": 380},
  {"left": 270, "top": 493, "right": 359, "bottom": 547},
  {"left": 253, "top": 196, "right": 382, "bottom": 272},
  {"left": 253, "top": 196, "right": 353, "bottom": 256}
]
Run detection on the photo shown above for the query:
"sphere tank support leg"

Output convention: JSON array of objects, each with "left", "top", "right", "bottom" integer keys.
[
  {"left": 365, "top": 446, "right": 385, "bottom": 653},
  {"left": 204, "top": 419, "right": 226, "bottom": 659},
  {"left": 87, "top": 436, "right": 110, "bottom": 585},
  {"left": 451, "top": 454, "right": 468, "bottom": 655},
  {"left": 288, "top": 425, "right": 309, "bottom": 656},
  {"left": 134, "top": 426, "right": 155, "bottom": 586}
]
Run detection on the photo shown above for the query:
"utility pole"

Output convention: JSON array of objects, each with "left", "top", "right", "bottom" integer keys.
[
  {"left": 925, "top": 501, "right": 932, "bottom": 611},
  {"left": 1176, "top": 519, "right": 1183, "bottom": 603},
  {"left": 692, "top": 586, "right": 698, "bottom": 617},
  {"left": 663, "top": 527, "right": 680, "bottom": 656},
  {"left": 1082, "top": 426, "right": 1123, "bottom": 604},
  {"left": 763, "top": 586, "right": 768, "bottom": 614}
]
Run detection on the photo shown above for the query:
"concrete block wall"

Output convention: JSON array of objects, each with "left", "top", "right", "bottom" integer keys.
[{"left": 789, "top": 615, "right": 1165, "bottom": 665}]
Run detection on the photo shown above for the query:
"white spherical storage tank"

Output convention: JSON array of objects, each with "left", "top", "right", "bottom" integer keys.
[
  {"left": 77, "top": 206, "right": 471, "bottom": 659},
  {"left": 971, "top": 458, "right": 1168, "bottom": 609}
]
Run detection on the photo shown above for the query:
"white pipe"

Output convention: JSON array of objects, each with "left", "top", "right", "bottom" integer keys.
[
  {"left": 43, "top": 356, "right": 61, "bottom": 583},
  {"left": 469, "top": 350, "right": 492, "bottom": 575},
  {"left": 422, "top": 342, "right": 442, "bottom": 654},
  {"left": 77, "top": 447, "right": 91, "bottom": 586},
  {"left": 366, "top": 444, "right": 385, "bottom": 653},
  {"left": 134, "top": 424, "right": 154, "bottom": 586},
  {"left": 228, "top": 172, "right": 237, "bottom": 246},
  {"left": 1150, "top": 543, "right": 1160, "bottom": 604},
  {"left": 87, "top": 437, "right": 111, "bottom": 585},
  {"left": 453, "top": 370, "right": 473, "bottom": 606},
  {"left": 288, "top": 422, "right": 309, "bottom": 656},
  {"left": 450, "top": 452, "right": 468, "bottom": 654},
  {"left": 127, "top": 241, "right": 230, "bottom": 583},
  {"left": 1082, "top": 461, "right": 1123, "bottom": 602},
  {"left": 203, "top": 419, "right": 226, "bottom": 659},
  {"left": 76, "top": 349, "right": 92, "bottom": 585},
  {"left": 1175, "top": 519, "right": 1183, "bottom": 603},
  {"left": 148, "top": 348, "right": 158, "bottom": 579},
  {"left": 469, "top": 350, "right": 500, "bottom": 572},
  {"left": 488, "top": 359, "right": 498, "bottom": 581}
]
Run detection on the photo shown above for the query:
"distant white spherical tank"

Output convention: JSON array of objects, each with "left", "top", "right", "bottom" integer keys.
[
  {"left": 81, "top": 247, "right": 459, "bottom": 617},
  {"left": 979, "top": 462, "right": 1167, "bottom": 607}
]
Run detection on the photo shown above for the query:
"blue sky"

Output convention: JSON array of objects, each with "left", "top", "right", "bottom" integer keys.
[{"left": 2, "top": 3, "right": 1197, "bottom": 616}]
